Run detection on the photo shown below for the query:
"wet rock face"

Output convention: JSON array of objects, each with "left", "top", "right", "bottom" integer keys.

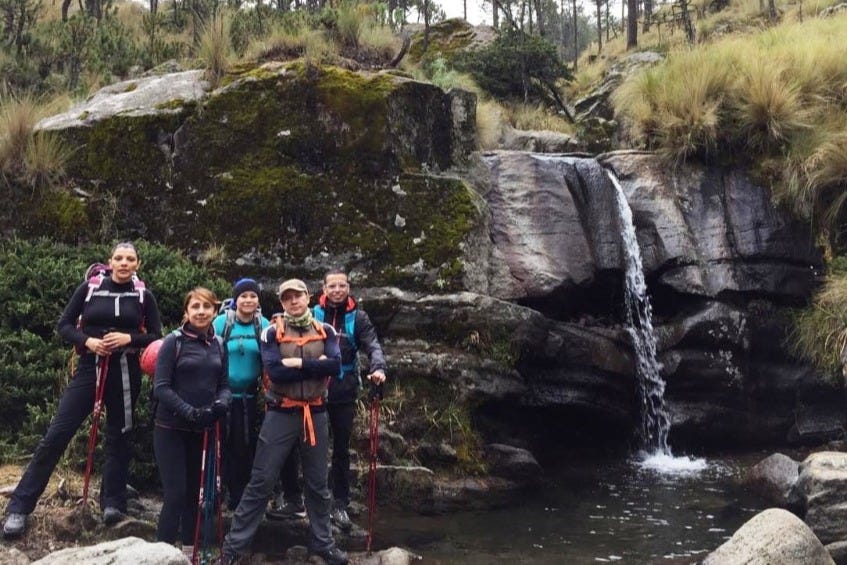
[{"left": 376, "top": 151, "right": 832, "bottom": 450}]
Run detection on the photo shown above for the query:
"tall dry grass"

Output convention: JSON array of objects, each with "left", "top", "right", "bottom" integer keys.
[
  {"left": 790, "top": 268, "right": 847, "bottom": 378},
  {"left": 0, "top": 93, "right": 73, "bottom": 187},
  {"left": 198, "top": 13, "right": 232, "bottom": 87},
  {"left": 0, "top": 93, "right": 42, "bottom": 172},
  {"left": 613, "top": 13, "right": 847, "bottom": 224},
  {"left": 476, "top": 99, "right": 505, "bottom": 150}
]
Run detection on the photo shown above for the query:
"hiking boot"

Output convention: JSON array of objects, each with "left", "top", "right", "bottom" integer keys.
[
  {"left": 266, "top": 496, "right": 305, "bottom": 520},
  {"left": 219, "top": 550, "right": 240, "bottom": 565},
  {"left": 102, "top": 507, "right": 124, "bottom": 526},
  {"left": 330, "top": 507, "right": 352, "bottom": 531},
  {"left": 2, "top": 513, "right": 27, "bottom": 538},
  {"left": 181, "top": 545, "right": 194, "bottom": 559},
  {"left": 311, "top": 546, "right": 348, "bottom": 565}
]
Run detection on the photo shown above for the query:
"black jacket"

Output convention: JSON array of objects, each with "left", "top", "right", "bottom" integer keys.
[
  {"left": 314, "top": 295, "right": 387, "bottom": 404},
  {"left": 153, "top": 324, "right": 231, "bottom": 431}
]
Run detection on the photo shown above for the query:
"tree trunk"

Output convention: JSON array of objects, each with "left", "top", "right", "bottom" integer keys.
[
  {"left": 535, "top": 0, "right": 544, "bottom": 35},
  {"left": 572, "top": 0, "right": 578, "bottom": 69},
  {"left": 595, "top": 0, "right": 602, "bottom": 51},
  {"left": 423, "top": 0, "right": 430, "bottom": 52},
  {"left": 627, "top": 0, "right": 637, "bottom": 48},
  {"left": 642, "top": 0, "right": 652, "bottom": 32},
  {"left": 492, "top": 0, "right": 499, "bottom": 27}
]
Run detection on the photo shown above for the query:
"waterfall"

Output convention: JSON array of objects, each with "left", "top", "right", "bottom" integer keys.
[{"left": 606, "top": 170, "right": 671, "bottom": 455}]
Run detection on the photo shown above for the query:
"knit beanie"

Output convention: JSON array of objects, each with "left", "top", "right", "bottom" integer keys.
[{"left": 231, "top": 278, "right": 260, "bottom": 309}]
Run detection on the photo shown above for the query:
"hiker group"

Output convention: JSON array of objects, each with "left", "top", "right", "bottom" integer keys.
[{"left": 1, "top": 242, "right": 389, "bottom": 565}]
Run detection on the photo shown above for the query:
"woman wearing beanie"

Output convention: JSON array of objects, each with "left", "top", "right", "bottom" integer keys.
[{"left": 212, "top": 278, "right": 270, "bottom": 509}]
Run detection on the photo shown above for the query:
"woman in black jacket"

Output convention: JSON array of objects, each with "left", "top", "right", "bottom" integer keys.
[
  {"left": 2, "top": 242, "right": 163, "bottom": 538},
  {"left": 153, "top": 287, "right": 231, "bottom": 555}
]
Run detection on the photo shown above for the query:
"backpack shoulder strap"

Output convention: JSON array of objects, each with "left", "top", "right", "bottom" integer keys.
[
  {"left": 222, "top": 309, "right": 237, "bottom": 344},
  {"left": 84, "top": 272, "right": 107, "bottom": 303},
  {"left": 252, "top": 315, "right": 263, "bottom": 344}
]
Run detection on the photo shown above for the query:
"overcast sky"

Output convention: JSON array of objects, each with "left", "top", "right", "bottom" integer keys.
[{"left": 439, "top": 0, "right": 492, "bottom": 25}]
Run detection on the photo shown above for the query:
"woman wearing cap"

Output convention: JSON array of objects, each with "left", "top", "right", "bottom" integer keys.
[
  {"left": 222, "top": 279, "right": 347, "bottom": 565},
  {"left": 212, "top": 278, "right": 270, "bottom": 509}
]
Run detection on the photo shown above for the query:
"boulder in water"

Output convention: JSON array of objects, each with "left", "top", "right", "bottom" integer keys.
[
  {"left": 702, "top": 508, "right": 833, "bottom": 565},
  {"left": 795, "top": 451, "right": 847, "bottom": 544},
  {"left": 744, "top": 452, "right": 800, "bottom": 508}
]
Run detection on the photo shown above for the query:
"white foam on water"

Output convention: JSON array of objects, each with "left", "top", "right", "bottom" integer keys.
[{"left": 637, "top": 451, "right": 709, "bottom": 476}]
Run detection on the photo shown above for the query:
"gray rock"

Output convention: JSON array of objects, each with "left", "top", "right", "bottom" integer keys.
[
  {"left": 744, "top": 453, "right": 800, "bottom": 507},
  {"left": 603, "top": 152, "right": 821, "bottom": 300},
  {"left": 32, "top": 537, "right": 188, "bottom": 565},
  {"left": 37, "top": 71, "right": 206, "bottom": 130},
  {"left": 500, "top": 126, "right": 581, "bottom": 153},
  {"left": 703, "top": 508, "right": 834, "bottom": 565},
  {"left": 0, "top": 547, "right": 30, "bottom": 565},
  {"left": 484, "top": 443, "right": 542, "bottom": 482},
  {"left": 826, "top": 540, "right": 847, "bottom": 565},
  {"left": 796, "top": 452, "right": 847, "bottom": 544}
]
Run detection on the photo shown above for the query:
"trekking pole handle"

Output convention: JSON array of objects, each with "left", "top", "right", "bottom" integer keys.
[{"left": 369, "top": 382, "right": 384, "bottom": 401}]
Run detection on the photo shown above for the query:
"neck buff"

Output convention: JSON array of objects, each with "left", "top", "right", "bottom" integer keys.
[{"left": 284, "top": 309, "right": 314, "bottom": 328}]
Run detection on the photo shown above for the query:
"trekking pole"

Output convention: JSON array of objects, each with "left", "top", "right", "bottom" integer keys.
[
  {"left": 192, "top": 427, "right": 210, "bottom": 565},
  {"left": 366, "top": 382, "right": 384, "bottom": 554},
  {"left": 82, "top": 354, "right": 110, "bottom": 506},
  {"left": 214, "top": 421, "right": 224, "bottom": 553}
]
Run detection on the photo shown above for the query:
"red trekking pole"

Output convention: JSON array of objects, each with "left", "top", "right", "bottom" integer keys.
[
  {"left": 82, "top": 354, "right": 110, "bottom": 506},
  {"left": 366, "top": 382, "right": 383, "bottom": 554}
]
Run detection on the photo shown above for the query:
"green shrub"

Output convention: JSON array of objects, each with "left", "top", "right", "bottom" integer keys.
[
  {"left": 87, "top": 15, "right": 141, "bottom": 78},
  {"left": 456, "top": 29, "right": 572, "bottom": 104},
  {"left": 0, "top": 238, "right": 227, "bottom": 488}
]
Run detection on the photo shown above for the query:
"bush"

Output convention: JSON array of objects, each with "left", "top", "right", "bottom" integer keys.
[
  {"left": 0, "top": 238, "right": 228, "bottom": 487},
  {"left": 790, "top": 263, "right": 847, "bottom": 381},
  {"left": 456, "top": 29, "right": 572, "bottom": 104}
]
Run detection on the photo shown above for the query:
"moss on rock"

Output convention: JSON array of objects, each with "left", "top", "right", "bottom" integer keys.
[
  {"left": 408, "top": 18, "right": 479, "bottom": 65},
  {"left": 38, "top": 62, "right": 480, "bottom": 290}
]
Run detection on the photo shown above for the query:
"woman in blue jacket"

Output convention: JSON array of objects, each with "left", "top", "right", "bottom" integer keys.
[{"left": 212, "top": 278, "right": 270, "bottom": 509}]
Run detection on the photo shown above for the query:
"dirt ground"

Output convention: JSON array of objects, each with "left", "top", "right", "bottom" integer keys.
[{"left": 0, "top": 463, "right": 375, "bottom": 563}]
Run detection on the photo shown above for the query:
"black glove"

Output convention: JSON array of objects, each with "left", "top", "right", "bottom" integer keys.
[
  {"left": 194, "top": 406, "right": 217, "bottom": 427},
  {"left": 211, "top": 400, "right": 228, "bottom": 419},
  {"left": 369, "top": 382, "right": 384, "bottom": 401}
]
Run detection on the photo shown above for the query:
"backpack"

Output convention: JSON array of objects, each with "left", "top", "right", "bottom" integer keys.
[
  {"left": 219, "top": 306, "right": 263, "bottom": 348},
  {"left": 72, "top": 263, "right": 147, "bottom": 357},
  {"left": 141, "top": 330, "right": 225, "bottom": 377},
  {"left": 142, "top": 330, "right": 225, "bottom": 422}
]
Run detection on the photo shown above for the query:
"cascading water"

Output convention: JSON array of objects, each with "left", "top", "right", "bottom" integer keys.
[{"left": 606, "top": 170, "right": 671, "bottom": 456}]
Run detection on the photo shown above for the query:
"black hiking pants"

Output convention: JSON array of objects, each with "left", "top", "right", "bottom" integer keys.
[
  {"left": 223, "top": 395, "right": 258, "bottom": 509},
  {"left": 153, "top": 425, "right": 203, "bottom": 545},
  {"left": 8, "top": 352, "right": 141, "bottom": 515}
]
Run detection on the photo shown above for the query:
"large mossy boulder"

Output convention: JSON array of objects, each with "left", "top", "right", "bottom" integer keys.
[{"left": 35, "top": 62, "right": 479, "bottom": 289}]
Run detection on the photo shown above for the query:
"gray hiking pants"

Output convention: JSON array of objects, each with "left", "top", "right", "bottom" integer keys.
[{"left": 223, "top": 408, "right": 334, "bottom": 555}]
